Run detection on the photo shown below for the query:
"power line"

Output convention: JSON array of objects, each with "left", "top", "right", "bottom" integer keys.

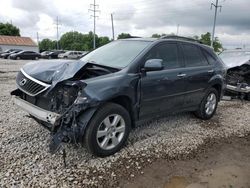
[
  {"left": 89, "top": 0, "right": 100, "bottom": 49},
  {"left": 211, "top": 0, "right": 222, "bottom": 47}
]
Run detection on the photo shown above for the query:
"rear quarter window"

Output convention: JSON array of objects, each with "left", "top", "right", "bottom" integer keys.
[
  {"left": 202, "top": 49, "right": 217, "bottom": 65},
  {"left": 182, "top": 44, "right": 209, "bottom": 67}
]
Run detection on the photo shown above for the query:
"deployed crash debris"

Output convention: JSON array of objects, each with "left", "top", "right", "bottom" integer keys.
[{"left": 220, "top": 50, "right": 250, "bottom": 100}]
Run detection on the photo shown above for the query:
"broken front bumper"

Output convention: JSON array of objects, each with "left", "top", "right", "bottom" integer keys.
[
  {"left": 13, "top": 96, "right": 60, "bottom": 124},
  {"left": 226, "top": 84, "right": 250, "bottom": 93}
]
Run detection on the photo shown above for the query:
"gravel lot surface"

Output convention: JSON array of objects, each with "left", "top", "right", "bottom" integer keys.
[{"left": 0, "top": 59, "right": 250, "bottom": 187}]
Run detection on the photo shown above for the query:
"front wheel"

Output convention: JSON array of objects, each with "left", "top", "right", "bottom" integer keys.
[
  {"left": 84, "top": 103, "right": 131, "bottom": 157},
  {"left": 194, "top": 88, "right": 219, "bottom": 120}
]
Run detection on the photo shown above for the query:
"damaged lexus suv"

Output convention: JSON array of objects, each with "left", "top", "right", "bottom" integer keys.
[{"left": 11, "top": 36, "right": 226, "bottom": 157}]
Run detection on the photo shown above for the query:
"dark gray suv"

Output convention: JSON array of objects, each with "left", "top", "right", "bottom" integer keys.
[{"left": 11, "top": 36, "right": 226, "bottom": 157}]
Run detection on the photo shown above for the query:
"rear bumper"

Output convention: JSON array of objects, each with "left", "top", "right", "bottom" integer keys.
[
  {"left": 13, "top": 96, "right": 60, "bottom": 124},
  {"left": 226, "top": 84, "right": 250, "bottom": 93}
]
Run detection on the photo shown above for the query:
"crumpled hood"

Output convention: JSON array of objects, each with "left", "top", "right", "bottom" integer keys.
[
  {"left": 221, "top": 55, "right": 250, "bottom": 69},
  {"left": 22, "top": 59, "right": 87, "bottom": 84}
]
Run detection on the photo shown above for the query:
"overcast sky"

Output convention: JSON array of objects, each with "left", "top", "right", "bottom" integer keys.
[{"left": 0, "top": 0, "right": 249, "bottom": 48}]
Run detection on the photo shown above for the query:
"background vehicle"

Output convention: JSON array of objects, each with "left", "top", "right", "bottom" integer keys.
[
  {"left": 59, "top": 51, "right": 85, "bottom": 59},
  {"left": 41, "top": 50, "right": 65, "bottom": 59},
  {"left": 9, "top": 51, "right": 41, "bottom": 60},
  {"left": 0, "top": 49, "right": 22, "bottom": 59},
  {"left": 219, "top": 49, "right": 250, "bottom": 100},
  {"left": 11, "top": 36, "right": 225, "bottom": 157},
  {"left": 0, "top": 49, "right": 20, "bottom": 56}
]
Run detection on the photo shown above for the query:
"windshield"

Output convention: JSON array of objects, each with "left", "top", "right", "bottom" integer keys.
[{"left": 80, "top": 40, "right": 151, "bottom": 68}]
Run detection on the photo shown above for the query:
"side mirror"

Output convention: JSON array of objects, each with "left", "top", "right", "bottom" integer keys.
[{"left": 143, "top": 59, "right": 163, "bottom": 72}]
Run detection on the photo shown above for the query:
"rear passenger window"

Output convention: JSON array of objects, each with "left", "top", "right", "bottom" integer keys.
[
  {"left": 182, "top": 44, "right": 208, "bottom": 67},
  {"left": 145, "top": 43, "right": 180, "bottom": 69},
  {"left": 202, "top": 50, "right": 217, "bottom": 65}
]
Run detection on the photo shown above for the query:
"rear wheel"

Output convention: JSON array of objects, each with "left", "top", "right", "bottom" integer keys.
[
  {"left": 194, "top": 87, "right": 219, "bottom": 120},
  {"left": 84, "top": 103, "right": 131, "bottom": 157},
  {"left": 35, "top": 56, "right": 39, "bottom": 60}
]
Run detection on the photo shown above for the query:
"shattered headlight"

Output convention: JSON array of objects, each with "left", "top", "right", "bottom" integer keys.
[{"left": 74, "top": 96, "right": 88, "bottom": 104}]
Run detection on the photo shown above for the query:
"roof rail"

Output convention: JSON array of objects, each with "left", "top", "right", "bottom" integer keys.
[{"left": 160, "top": 35, "right": 203, "bottom": 44}]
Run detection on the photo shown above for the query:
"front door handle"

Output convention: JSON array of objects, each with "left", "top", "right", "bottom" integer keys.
[
  {"left": 177, "top": 73, "right": 186, "bottom": 78},
  {"left": 208, "top": 69, "right": 214, "bottom": 73}
]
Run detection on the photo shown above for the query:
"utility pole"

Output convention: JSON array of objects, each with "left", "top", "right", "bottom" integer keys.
[
  {"left": 111, "top": 13, "right": 115, "bottom": 40},
  {"left": 89, "top": 0, "right": 100, "bottom": 49},
  {"left": 36, "top": 32, "right": 39, "bottom": 47},
  {"left": 56, "top": 16, "right": 59, "bottom": 50},
  {"left": 176, "top": 24, "right": 180, "bottom": 36},
  {"left": 211, "top": 0, "right": 222, "bottom": 48}
]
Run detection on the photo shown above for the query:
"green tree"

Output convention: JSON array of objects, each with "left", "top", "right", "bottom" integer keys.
[
  {"left": 0, "top": 22, "right": 20, "bottom": 36},
  {"left": 196, "top": 32, "right": 223, "bottom": 52},
  {"left": 39, "top": 39, "right": 57, "bottom": 51},
  {"left": 97, "top": 36, "right": 110, "bottom": 47},
  {"left": 117, "top": 33, "right": 131, "bottom": 39},
  {"left": 60, "top": 31, "right": 85, "bottom": 51},
  {"left": 151, "top": 33, "right": 168, "bottom": 38},
  {"left": 59, "top": 31, "right": 110, "bottom": 51},
  {"left": 151, "top": 33, "right": 161, "bottom": 38}
]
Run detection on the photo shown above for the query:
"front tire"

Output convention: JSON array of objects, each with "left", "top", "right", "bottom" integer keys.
[
  {"left": 194, "top": 87, "right": 219, "bottom": 120},
  {"left": 84, "top": 103, "right": 131, "bottom": 157}
]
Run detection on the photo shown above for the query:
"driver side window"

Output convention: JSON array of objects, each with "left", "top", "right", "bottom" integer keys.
[{"left": 145, "top": 43, "right": 180, "bottom": 69}]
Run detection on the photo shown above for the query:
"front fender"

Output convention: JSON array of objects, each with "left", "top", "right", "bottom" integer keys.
[{"left": 76, "top": 107, "right": 98, "bottom": 143}]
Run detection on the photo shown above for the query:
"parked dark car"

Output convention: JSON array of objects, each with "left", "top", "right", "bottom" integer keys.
[
  {"left": 0, "top": 49, "right": 22, "bottom": 59},
  {"left": 41, "top": 50, "right": 65, "bottom": 59},
  {"left": 0, "top": 49, "right": 20, "bottom": 56},
  {"left": 9, "top": 51, "right": 41, "bottom": 60},
  {"left": 11, "top": 36, "right": 226, "bottom": 157},
  {"left": 219, "top": 49, "right": 250, "bottom": 100}
]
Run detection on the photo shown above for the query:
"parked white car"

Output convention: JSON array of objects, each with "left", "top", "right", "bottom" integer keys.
[{"left": 58, "top": 51, "right": 86, "bottom": 59}]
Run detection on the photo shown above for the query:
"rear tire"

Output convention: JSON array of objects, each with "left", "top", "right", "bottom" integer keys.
[
  {"left": 84, "top": 103, "right": 131, "bottom": 157},
  {"left": 194, "top": 87, "right": 219, "bottom": 120}
]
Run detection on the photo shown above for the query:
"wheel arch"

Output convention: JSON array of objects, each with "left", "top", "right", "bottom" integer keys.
[
  {"left": 208, "top": 75, "right": 225, "bottom": 101},
  {"left": 108, "top": 95, "right": 136, "bottom": 127}
]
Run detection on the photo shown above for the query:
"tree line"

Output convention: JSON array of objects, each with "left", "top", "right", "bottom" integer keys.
[
  {"left": 0, "top": 22, "right": 223, "bottom": 52},
  {"left": 39, "top": 31, "right": 110, "bottom": 52}
]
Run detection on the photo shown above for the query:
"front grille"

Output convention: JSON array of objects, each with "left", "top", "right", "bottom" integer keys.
[{"left": 16, "top": 69, "right": 51, "bottom": 96}]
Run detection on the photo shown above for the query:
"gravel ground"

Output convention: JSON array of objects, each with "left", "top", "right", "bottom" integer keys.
[{"left": 0, "top": 59, "right": 250, "bottom": 187}]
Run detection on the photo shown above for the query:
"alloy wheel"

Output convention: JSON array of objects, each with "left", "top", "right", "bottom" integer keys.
[
  {"left": 205, "top": 93, "right": 217, "bottom": 115},
  {"left": 96, "top": 114, "right": 125, "bottom": 150}
]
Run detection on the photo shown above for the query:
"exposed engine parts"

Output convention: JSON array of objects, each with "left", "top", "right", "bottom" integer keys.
[{"left": 226, "top": 64, "right": 250, "bottom": 101}]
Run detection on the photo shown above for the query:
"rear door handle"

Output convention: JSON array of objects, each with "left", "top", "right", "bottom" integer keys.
[
  {"left": 208, "top": 69, "right": 214, "bottom": 73},
  {"left": 177, "top": 73, "right": 186, "bottom": 78}
]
